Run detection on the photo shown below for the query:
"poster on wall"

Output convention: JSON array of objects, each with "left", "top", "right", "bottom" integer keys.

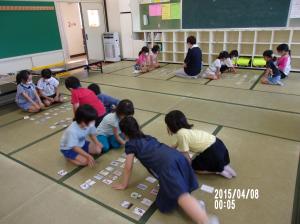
[{"left": 290, "top": 0, "right": 300, "bottom": 18}]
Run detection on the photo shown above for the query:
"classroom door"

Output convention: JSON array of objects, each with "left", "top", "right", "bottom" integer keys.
[{"left": 80, "top": 2, "right": 106, "bottom": 60}]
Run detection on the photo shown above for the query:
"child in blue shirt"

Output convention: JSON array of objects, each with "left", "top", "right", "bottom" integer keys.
[
  {"left": 15, "top": 70, "right": 44, "bottom": 112},
  {"left": 261, "top": 50, "right": 283, "bottom": 86},
  {"left": 96, "top": 99, "right": 134, "bottom": 152},
  {"left": 60, "top": 104, "right": 102, "bottom": 167},
  {"left": 88, "top": 83, "right": 120, "bottom": 114},
  {"left": 113, "top": 116, "right": 219, "bottom": 224}
]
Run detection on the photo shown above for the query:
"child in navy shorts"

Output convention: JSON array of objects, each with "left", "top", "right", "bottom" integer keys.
[{"left": 60, "top": 104, "right": 103, "bottom": 167}]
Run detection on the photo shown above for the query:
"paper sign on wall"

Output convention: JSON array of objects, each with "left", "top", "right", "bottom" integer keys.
[
  {"left": 162, "top": 4, "right": 171, "bottom": 20},
  {"left": 290, "top": 0, "right": 300, "bottom": 18},
  {"left": 149, "top": 4, "right": 162, "bottom": 16},
  {"left": 170, "top": 3, "right": 181, "bottom": 19}
]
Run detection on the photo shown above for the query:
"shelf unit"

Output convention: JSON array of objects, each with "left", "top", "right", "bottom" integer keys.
[{"left": 140, "top": 28, "right": 300, "bottom": 71}]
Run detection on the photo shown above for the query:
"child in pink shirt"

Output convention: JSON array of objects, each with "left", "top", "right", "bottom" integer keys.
[
  {"left": 276, "top": 44, "right": 291, "bottom": 79},
  {"left": 134, "top": 46, "right": 150, "bottom": 73}
]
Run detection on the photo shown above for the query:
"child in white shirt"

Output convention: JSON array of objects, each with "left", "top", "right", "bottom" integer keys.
[
  {"left": 220, "top": 50, "right": 238, "bottom": 74},
  {"left": 37, "top": 69, "right": 63, "bottom": 106},
  {"left": 202, "top": 51, "right": 228, "bottom": 80}
]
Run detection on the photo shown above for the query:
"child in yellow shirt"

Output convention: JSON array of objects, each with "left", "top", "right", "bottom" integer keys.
[{"left": 165, "top": 110, "right": 236, "bottom": 179}]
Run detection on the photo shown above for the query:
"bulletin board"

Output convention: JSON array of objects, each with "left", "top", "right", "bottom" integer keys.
[{"left": 139, "top": 0, "right": 181, "bottom": 30}]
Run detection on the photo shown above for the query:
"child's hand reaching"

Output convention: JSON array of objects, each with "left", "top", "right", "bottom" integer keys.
[
  {"left": 112, "top": 183, "right": 127, "bottom": 190},
  {"left": 87, "top": 155, "right": 95, "bottom": 167}
]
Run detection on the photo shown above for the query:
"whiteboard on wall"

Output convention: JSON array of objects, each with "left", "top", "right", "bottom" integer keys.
[{"left": 290, "top": 0, "right": 300, "bottom": 18}]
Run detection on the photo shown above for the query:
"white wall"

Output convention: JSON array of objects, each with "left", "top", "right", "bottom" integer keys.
[
  {"left": 57, "top": 2, "right": 85, "bottom": 56},
  {"left": 106, "top": 0, "right": 121, "bottom": 32}
]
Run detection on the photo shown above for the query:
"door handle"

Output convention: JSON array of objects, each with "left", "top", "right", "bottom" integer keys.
[{"left": 85, "top": 33, "right": 88, "bottom": 40}]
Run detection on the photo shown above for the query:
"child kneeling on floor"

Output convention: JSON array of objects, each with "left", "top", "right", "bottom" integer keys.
[
  {"left": 88, "top": 83, "right": 120, "bottom": 114},
  {"left": 261, "top": 50, "right": 283, "bottom": 86},
  {"left": 202, "top": 51, "right": 228, "bottom": 80},
  {"left": 60, "top": 104, "right": 102, "bottom": 167},
  {"left": 37, "top": 69, "right": 64, "bottom": 107},
  {"left": 96, "top": 99, "right": 134, "bottom": 152},
  {"left": 113, "top": 116, "right": 219, "bottom": 224},
  {"left": 165, "top": 110, "right": 236, "bottom": 179},
  {"left": 16, "top": 70, "right": 45, "bottom": 112}
]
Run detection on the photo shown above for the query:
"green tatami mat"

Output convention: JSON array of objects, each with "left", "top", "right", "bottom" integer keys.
[
  {"left": 169, "top": 75, "right": 208, "bottom": 84},
  {"left": 1, "top": 183, "right": 132, "bottom": 224},
  {"left": 103, "top": 61, "right": 135, "bottom": 74},
  {"left": 0, "top": 154, "right": 54, "bottom": 219},
  {"left": 64, "top": 149, "right": 157, "bottom": 221},
  {"left": 174, "top": 98, "right": 300, "bottom": 141},
  {"left": 208, "top": 70, "right": 262, "bottom": 89},
  {"left": 138, "top": 64, "right": 182, "bottom": 80},
  {"left": 11, "top": 110, "right": 157, "bottom": 180},
  {"left": 147, "top": 127, "right": 300, "bottom": 224},
  {"left": 81, "top": 73, "right": 300, "bottom": 114},
  {"left": 141, "top": 115, "right": 217, "bottom": 145},
  {"left": 254, "top": 73, "right": 300, "bottom": 95},
  {"left": 110, "top": 66, "right": 137, "bottom": 77},
  {"left": 0, "top": 103, "right": 73, "bottom": 154}
]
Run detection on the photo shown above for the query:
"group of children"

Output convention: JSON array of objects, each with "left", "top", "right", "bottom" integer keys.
[
  {"left": 134, "top": 45, "right": 160, "bottom": 73},
  {"left": 54, "top": 74, "right": 237, "bottom": 223}
]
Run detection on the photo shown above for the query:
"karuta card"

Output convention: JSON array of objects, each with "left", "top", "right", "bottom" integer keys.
[
  {"left": 121, "top": 200, "right": 133, "bottom": 209},
  {"left": 133, "top": 207, "right": 145, "bottom": 217},
  {"left": 57, "top": 169, "right": 67, "bottom": 176},
  {"left": 102, "top": 179, "right": 113, "bottom": 185},
  {"left": 200, "top": 184, "right": 214, "bottom": 194},
  {"left": 137, "top": 184, "right": 148, "bottom": 190},
  {"left": 112, "top": 175, "right": 118, "bottom": 181},
  {"left": 50, "top": 126, "right": 56, "bottom": 129},
  {"left": 23, "top": 116, "right": 30, "bottom": 120},
  {"left": 99, "top": 170, "right": 109, "bottom": 176},
  {"left": 120, "top": 163, "right": 125, "bottom": 168},
  {"left": 131, "top": 192, "right": 142, "bottom": 199},
  {"left": 94, "top": 174, "right": 104, "bottom": 180},
  {"left": 116, "top": 157, "right": 126, "bottom": 163},
  {"left": 80, "top": 183, "right": 90, "bottom": 190},
  {"left": 113, "top": 170, "right": 122, "bottom": 176},
  {"left": 150, "top": 188, "right": 158, "bottom": 195},
  {"left": 141, "top": 198, "right": 153, "bottom": 207},
  {"left": 110, "top": 161, "right": 120, "bottom": 166},
  {"left": 105, "top": 166, "right": 114, "bottom": 172},
  {"left": 145, "top": 176, "right": 156, "bottom": 183}
]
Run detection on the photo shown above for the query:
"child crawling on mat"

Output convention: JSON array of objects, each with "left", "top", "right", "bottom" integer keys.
[
  {"left": 60, "top": 104, "right": 102, "bottom": 167},
  {"left": 165, "top": 110, "right": 236, "bottom": 179},
  {"left": 113, "top": 116, "right": 219, "bottom": 224}
]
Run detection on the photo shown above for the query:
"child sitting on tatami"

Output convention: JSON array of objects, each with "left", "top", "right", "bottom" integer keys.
[
  {"left": 149, "top": 45, "right": 161, "bottom": 69},
  {"left": 64, "top": 76, "right": 106, "bottom": 126},
  {"left": 37, "top": 69, "right": 63, "bottom": 107},
  {"left": 202, "top": 51, "right": 228, "bottom": 80},
  {"left": 60, "top": 104, "right": 102, "bottom": 167},
  {"left": 88, "top": 83, "right": 120, "bottom": 114},
  {"left": 113, "top": 116, "right": 219, "bottom": 224},
  {"left": 134, "top": 46, "right": 150, "bottom": 73},
  {"left": 261, "top": 50, "right": 283, "bottom": 86},
  {"left": 276, "top": 44, "right": 291, "bottom": 79},
  {"left": 96, "top": 99, "right": 134, "bottom": 152},
  {"left": 165, "top": 110, "right": 236, "bottom": 179},
  {"left": 15, "top": 70, "right": 44, "bottom": 112},
  {"left": 220, "top": 50, "right": 239, "bottom": 74}
]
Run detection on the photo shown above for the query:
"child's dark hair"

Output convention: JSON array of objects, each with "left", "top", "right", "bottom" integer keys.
[
  {"left": 41, "top": 69, "right": 52, "bottom": 79},
  {"left": 186, "top": 36, "right": 196, "bottom": 45},
  {"left": 263, "top": 50, "right": 273, "bottom": 58},
  {"left": 139, "top": 46, "right": 149, "bottom": 56},
  {"left": 218, "top": 51, "right": 229, "bottom": 59},
  {"left": 119, "top": 116, "right": 145, "bottom": 139},
  {"left": 116, "top": 99, "right": 134, "bottom": 117},
  {"left": 152, "top": 45, "right": 160, "bottom": 53},
  {"left": 16, "top": 70, "right": 30, "bottom": 84},
  {"left": 64, "top": 76, "right": 81, "bottom": 90},
  {"left": 74, "top": 104, "right": 98, "bottom": 125},
  {"left": 165, "top": 110, "right": 193, "bottom": 134},
  {"left": 277, "top": 43, "right": 291, "bottom": 56},
  {"left": 229, "top": 50, "right": 239, "bottom": 58},
  {"left": 88, "top": 83, "right": 101, "bottom": 95}
]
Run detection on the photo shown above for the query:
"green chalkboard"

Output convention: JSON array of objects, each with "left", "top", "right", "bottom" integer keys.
[
  {"left": 0, "top": 1, "right": 62, "bottom": 59},
  {"left": 183, "top": 0, "right": 291, "bottom": 29},
  {"left": 140, "top": 0, "right": 181, "bottom": 30}
]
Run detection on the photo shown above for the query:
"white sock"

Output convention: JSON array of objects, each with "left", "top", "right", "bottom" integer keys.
[
  {"left": 219, "top": 170, "right": 233, "bottom": 179},
  {"left": 224, "top": 165, "right": 237, "bottom": 177}
]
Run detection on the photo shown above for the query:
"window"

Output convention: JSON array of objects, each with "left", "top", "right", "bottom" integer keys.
[{"left": 87, "top": 10, "right": 100, "bottom": 27}]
